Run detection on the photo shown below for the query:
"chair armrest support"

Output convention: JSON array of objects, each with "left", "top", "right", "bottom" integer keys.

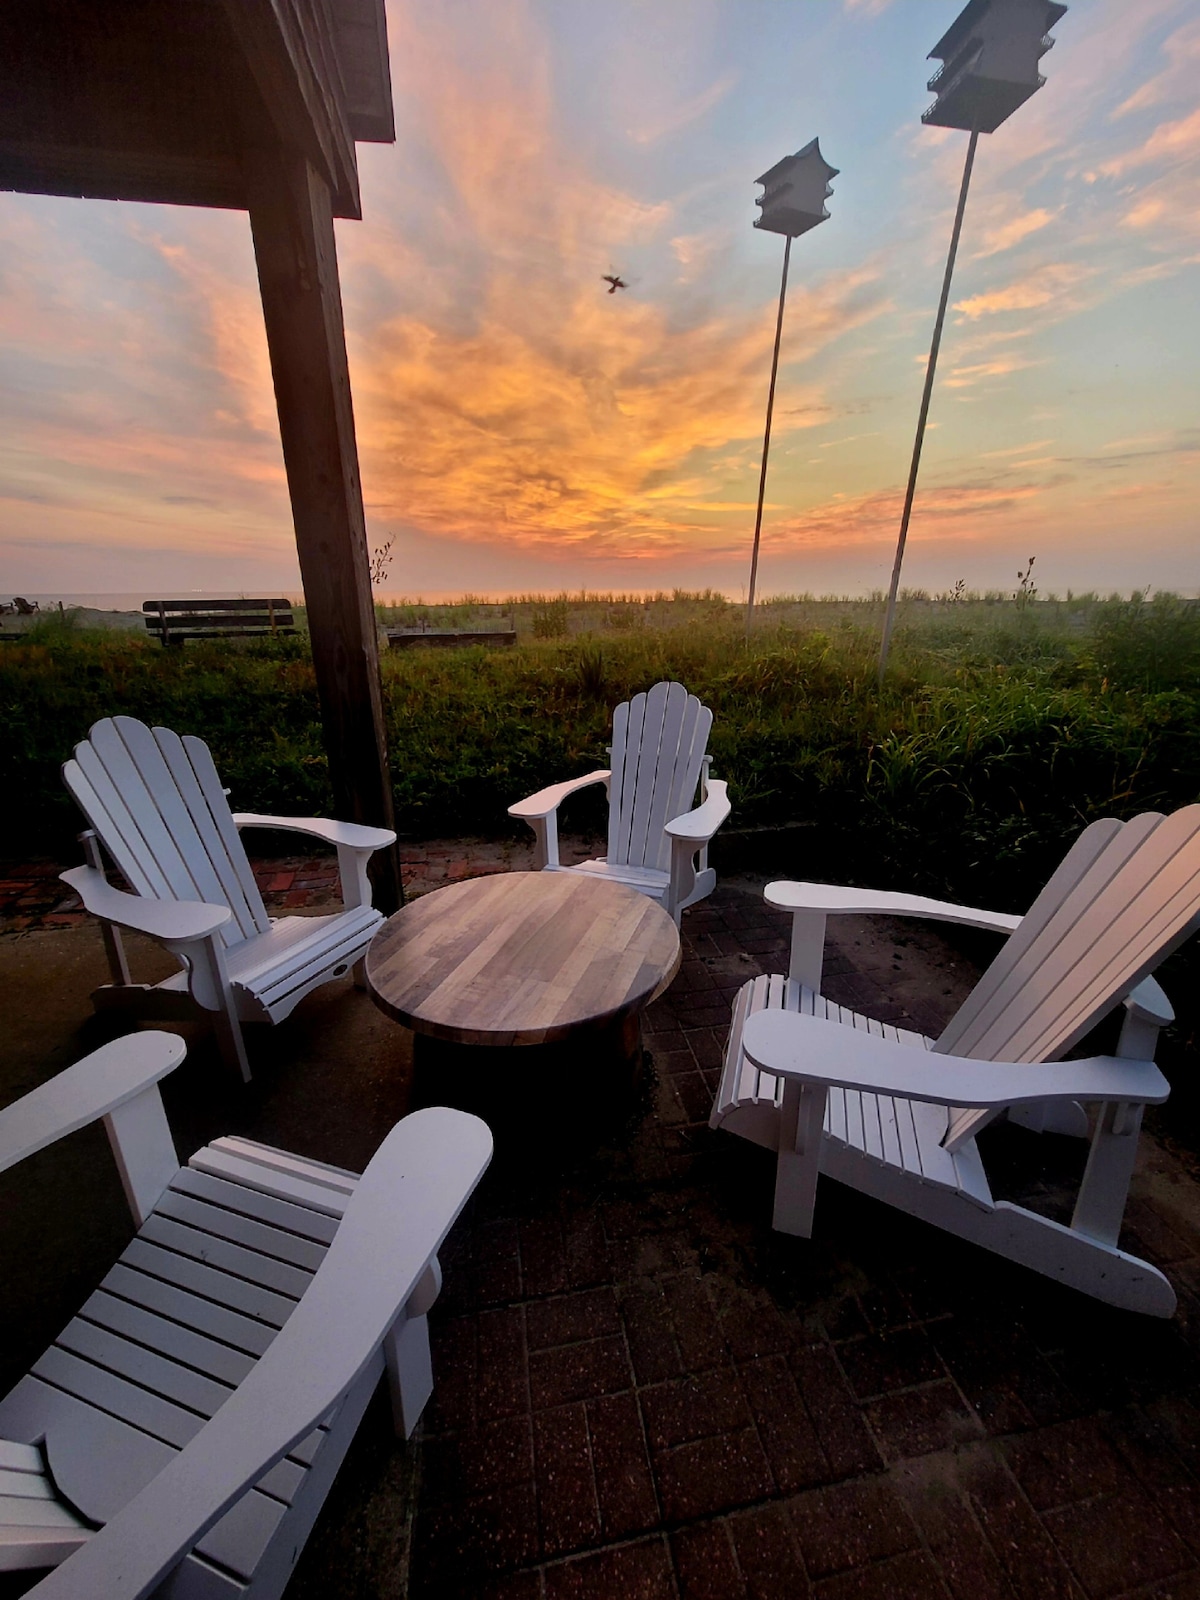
[
  {"left": 741, "top": 1009, "right": 1169, "bottom": 1111},
  {"left": 61, "top": 866, "right": 231, "bottom": 945},
  {"left": 508, "top": 771, "right": 610, "bottom": 870},
  {"left": 0, "top": 1033, "right": 184, "bottom": 1177},
  {"left": 664, "top": 780, "right": 731, "bottom": 846},
  {"left": 507, "top": 770, "right": 611, "bottom": 821},
  {"left": 763, "top": 880, "right": 1021, "bottom": 936},
  {"left": 232, "top": 815, "right": 396, "bottom": 910},
  {"left": 29, "top": 1107, "right": 493, "bottom": 1600}
]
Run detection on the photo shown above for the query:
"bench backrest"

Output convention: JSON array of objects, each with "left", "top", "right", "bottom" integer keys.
[
  {"left": 63, "top": 717, "right": 270, "bottom": 948},
  {"left": 607, "top": 681, "right": 712, "bottom": 872},
  {"left": 144, "top": 599, "right": 295, "bottom": 644}
]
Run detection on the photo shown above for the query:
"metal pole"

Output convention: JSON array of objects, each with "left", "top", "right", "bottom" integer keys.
[
  {"left": 746, "top": 232, "right": 793, "bottom": 642},
  {"left": 878, "top": 128, "right": 979, "bottom": 682}
]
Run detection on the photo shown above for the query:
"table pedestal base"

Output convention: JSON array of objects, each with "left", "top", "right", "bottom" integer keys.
[{"left": 410, "top": 1011, "right": 646, "bottom": 1158}]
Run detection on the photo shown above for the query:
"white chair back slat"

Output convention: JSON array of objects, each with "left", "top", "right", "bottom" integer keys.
[
  {"left": 172, "top": 732, "right": 268, "bottom": 936},
  {"left": 606, "top": 683, "right": 711, "bottom": 871},
  {"left": 611, "top": 697, "right": 630, "bottom": 864},
  {"left": 106, "top": 719, "right": 250, "bottom": 949},
  {"left": 636, "top": 687, "right": 690, "bottom": 869},
  {"left": 64, "top": 719, "right": 269, "bottom": 949},
  {"left": 937, "top": 816, "right": 1136, "bottom": 1057},
  {"left": 1000, "top": 811, "right": 1200, "bottom": 1061},
  {"left": 612, "top": 689, "right": 651, "bottom": 866},
  {"left": 73, "top": 726, "right": 202, "bottom": 909},
  {"left": 115, "top": 720, "right": 253, "bottom": 948},
  {"left": 626, "top": 681, "right": 676, "bottom": 868},
  {"left": 942, "top": 807, "right": 1200, "bottom": 1149},
  {"left": 63, "top": 755, "right": 168, "bottom": 903},
  {"left": 639, "top": 690, "right": 708, "bottom": 872}
]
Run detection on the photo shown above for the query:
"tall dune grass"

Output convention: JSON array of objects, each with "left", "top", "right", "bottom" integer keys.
[{"left": 3, "top": 594, "right": 1198, "bottom": 909}]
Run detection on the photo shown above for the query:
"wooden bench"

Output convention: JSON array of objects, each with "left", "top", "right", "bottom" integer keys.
[
  {"left": 143, "top": 598, "right": 295, "bottom": 647},
  {"left": 387, "top": 628, "right": 516, "bottom": 650}
]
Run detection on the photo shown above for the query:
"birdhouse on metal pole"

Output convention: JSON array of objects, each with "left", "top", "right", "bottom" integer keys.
[
  {"left": 924, "top": 0, "right": 1068, "bottom": 133},
  {"left": 876, "top": 0, "right": 1067, "bottom": 681},
  {"left": 745, "top": 140, "right": 838, "bottom": 639},
  {"left": 754, "top": 139, "right": 839, "bottom": 239}
]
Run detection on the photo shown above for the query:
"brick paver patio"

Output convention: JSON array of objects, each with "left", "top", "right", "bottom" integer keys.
[
  {"left": 4, "top": 856, "right": 1200, "bottom": 1599},
  {"left": 389, "top": 888, "right": 1200, "bottom": 1600}
]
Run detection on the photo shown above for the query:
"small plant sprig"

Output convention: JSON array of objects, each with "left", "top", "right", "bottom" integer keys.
[
  {"left": 1015, "top": 555, "right": 1038, "bottom": 610},
  {"left": 370, "top": 538, "right": 394, "bottom": 587}
]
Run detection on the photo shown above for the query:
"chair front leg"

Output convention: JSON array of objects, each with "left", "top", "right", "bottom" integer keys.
[
  {"left": 80, "top": 830, "right": 132, "bottom": 986},
  {"left": 383, "top": 1257, "right": 442, "bottom": 1438},
  {"left": 1071, "top": 1100, "right": 1145, "bottom": 1247},
  {"left": 667, "top": 836, "right": 698, "bottom": 927},
  {"left": 175, "top": 934, "right": 251, "bottom": 1083},
  {"left": 788, "top": 911, "right": 827, "bottom": 991},
  {"left": 1070, "top": 1001, "right": 1162, "bottom": 1246},
  {"left": 528, "top": 812, "right": 560, "bottom": 871},
  {"left": 772, "top": 1079, "right": 828, "bottom": 1236},
  {"left": 103, "top": 1086, "right": 179, "bottom": 1226}
]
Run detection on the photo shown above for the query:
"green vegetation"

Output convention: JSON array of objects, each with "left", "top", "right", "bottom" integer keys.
[{"left": 3, "top": 591, "right": 1199, "bottom": 913}]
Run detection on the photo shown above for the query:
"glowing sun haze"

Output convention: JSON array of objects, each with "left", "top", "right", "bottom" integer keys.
[{"left": 1, "top": 0, "right": 1196, "bottom": 600}]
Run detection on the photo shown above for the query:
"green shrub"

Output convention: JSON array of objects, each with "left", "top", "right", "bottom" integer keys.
[{"left": 4, "top": 597, "right": 1199, "bottom": 912}]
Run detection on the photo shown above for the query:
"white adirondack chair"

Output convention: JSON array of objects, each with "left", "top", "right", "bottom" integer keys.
[
  {"left": 712, "top": 809, "right": 1200, "bottom": 1316},
  {"left": 508, "top": 681, "right": 731, "bottom": 925},
  {"left": 60, "top": 716, "right": 397, "bottom": 1080},
  {"left": 0, "top": 1032, "right": 491, "bottom": 1598}
]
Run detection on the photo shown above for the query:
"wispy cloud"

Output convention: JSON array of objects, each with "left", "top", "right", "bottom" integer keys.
[
  {"left": 1100, "top": 105, "right": 1200, "bottom": 176},
  {"left": 627, "top": 72, "right": 738, "bottom": 145},
  {"left": 953, "top": 263, "right": 1092, "bottom": 320},
  {"left": 1112, "top": 17, "right": 1200, "bottom": 118},
  {"left": 972, "top": 208, "right": 1060, "bottom": 259},
  {"left": 944, "top": 356, "right": 1041, "bottom": 388}
]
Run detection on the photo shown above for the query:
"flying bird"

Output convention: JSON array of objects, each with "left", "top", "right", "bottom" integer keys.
[{"left": 602, "top": 273, "right": 628, "bottom": 294}]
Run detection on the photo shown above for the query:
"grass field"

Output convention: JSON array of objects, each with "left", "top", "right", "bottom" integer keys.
[{"left": 5, "top": 589, "right": 1199, "bottom": 915}]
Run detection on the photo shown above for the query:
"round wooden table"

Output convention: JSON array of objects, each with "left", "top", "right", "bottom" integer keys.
[{"left": 365, "top": 872, "right": 681, "bottom": 1142}]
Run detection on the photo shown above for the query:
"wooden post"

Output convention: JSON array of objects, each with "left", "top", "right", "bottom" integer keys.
[{"left": 246, "top": 145, "right": 402, "bottom": 911}]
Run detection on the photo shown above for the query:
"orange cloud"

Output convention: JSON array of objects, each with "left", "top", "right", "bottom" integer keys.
[
  {"left": 944, "top": 356, "right": 1041, "bottom": 388},
  {"left": 1100, "top": 105, "right": 1200, "bottom": 177},
  {"left": 953, "top": 262, "right": 1091, "bottom": 320},
  {"left": 972, "top": 208, "right": 1059, "bottom": 259},
  {"left": 763, "top": 476, "right": 1053, "bottom": 555},
  {"left": 1112, "top": 17, "right": 1200, "bottom": 119},
  {"left": 341, "top": 0, "right": 890, "bottom": 560}
]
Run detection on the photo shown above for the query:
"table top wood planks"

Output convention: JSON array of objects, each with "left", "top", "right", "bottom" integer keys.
[{"left": 364, "top": 871, "right": 681, "bottom": 1048}]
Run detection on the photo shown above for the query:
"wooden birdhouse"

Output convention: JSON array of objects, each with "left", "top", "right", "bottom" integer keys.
[
  {"left": 754, "top": 139, "right": 838, "bottom": 239},
  {"left": 923, "top": 0, "right": 1067, "bottom": 134}
]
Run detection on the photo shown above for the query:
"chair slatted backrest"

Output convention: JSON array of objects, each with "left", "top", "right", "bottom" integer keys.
[
  {"left": 607, "top": 682, "right": 712, "bottom": 872},
  {"left": 940, "top": 807, "right": 1200, "bottom": 1149},
  {"left": 62, "top": 717, "right": 270, "bottom": 948}
]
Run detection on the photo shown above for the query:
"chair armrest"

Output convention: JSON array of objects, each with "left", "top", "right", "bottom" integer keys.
[
  {"left": 232, "top": 814, "right": 396, "bottom": 852},
  {"left": 29, "top": 1106, "right": 493, "bottom": 1600},
  {"left": 664, "top": 780, "right": 731, "bottom": 845},
  {"left": 508, "top": 770, "right": 610, "bottom": 821},
  {"left": 0, "top": 1034, "right": 185, "bottom": 1177},
  {"left": 1123, "top": 974, "right": 1173, "bottom": 1028},
  {"left": 61, "top": 866, "right": 231, "bottom": 944},
  {"left": 763, "top": 880, "right": 1021, "bottom": 936},
  {"left": 741, "top": 1010, "right": 1169, "bottom": 1111}
]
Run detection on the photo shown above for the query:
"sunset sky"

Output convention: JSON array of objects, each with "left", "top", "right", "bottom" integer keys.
[{"left": 1, "top": 0, "right": 1197, "bottom": 601}]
